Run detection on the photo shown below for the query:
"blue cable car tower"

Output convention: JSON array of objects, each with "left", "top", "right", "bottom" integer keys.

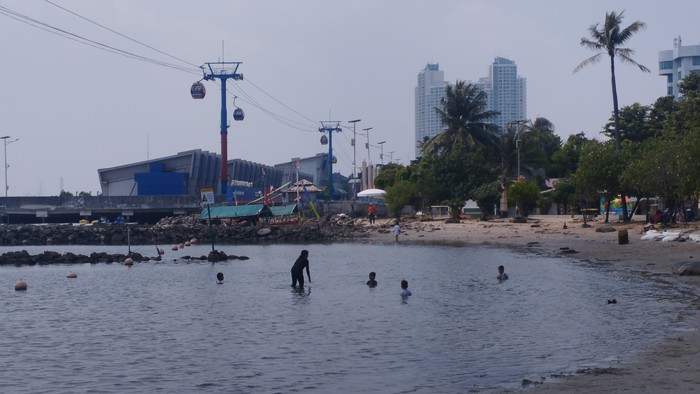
[
  {"left": 191, "top": 61, "right": 243, "bottom": 195},
  {"left": 319, "top": 121, "right": 341, "bottom": 201}
]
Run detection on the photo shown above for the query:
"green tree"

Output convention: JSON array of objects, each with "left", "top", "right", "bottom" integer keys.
[
  {"left": 550, "top": 132, "right": 590, "bottom": 177},
  {"left": 384, "top": 180, "right": 420, "bottom": 218},
  {"left": 602, "top": 103, "right": 653, "bottom": 143},
  {"left": 373, "top": 163, "right": 404, "bottom": 190},
  {"left": 521, "top": 117, "right": 562, "bottom": 174},
  {"left": 575, "top": 10, "right": 649, "bottom": 221},
  {"left": 421, "top": 80, "right": 500, "bottom": 157},
  {"left": 507, "top": 181, "right": 541, "bottom": 217}
]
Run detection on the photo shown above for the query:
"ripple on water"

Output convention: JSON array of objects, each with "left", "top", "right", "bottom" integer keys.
[{"left": 0, "top": 243, "right": 695, "bottom": 393}]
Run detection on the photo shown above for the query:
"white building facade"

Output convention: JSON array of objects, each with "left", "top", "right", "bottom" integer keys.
[
  {"left": 414, "top": 63, "right": 448, "bottom": 157},
  {"left": 476, "top": 57, "right": 527, "bottom": 133},
  {"left": 658, "top": 37, "right": 700, "bottom": 98}
]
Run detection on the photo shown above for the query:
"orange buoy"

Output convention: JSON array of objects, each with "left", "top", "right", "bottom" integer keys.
[
  {"left": 15, "top": 279, "right": 27, "bottom": 291},
  {"left": 66, "top": 271, "right": 77, "bottom": 278}
]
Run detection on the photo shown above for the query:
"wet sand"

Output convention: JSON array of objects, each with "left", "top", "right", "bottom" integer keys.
[{"left": 364, "top": 214, "right": 700, "bottom": 393}]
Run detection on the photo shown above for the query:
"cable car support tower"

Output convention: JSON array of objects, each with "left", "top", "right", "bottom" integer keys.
[{"left": 191, "top": 61, "right": 244, "bottom": 195}]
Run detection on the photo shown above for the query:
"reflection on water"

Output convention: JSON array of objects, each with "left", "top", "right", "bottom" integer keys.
[{"left": 0, "top": 243, "right": 695, "bottom": 393}]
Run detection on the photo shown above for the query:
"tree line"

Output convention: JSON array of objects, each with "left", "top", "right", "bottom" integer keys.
[{"left": 375, "top": 11, "right": 700, "bottom": 222}]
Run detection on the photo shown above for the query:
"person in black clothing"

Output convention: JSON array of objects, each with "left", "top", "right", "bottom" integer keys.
[{"left": 291, "top": 249, "right": 311, "bottom": 288}]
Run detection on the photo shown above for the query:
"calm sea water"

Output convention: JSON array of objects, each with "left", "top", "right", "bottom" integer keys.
[{"left": 0, "top": 242, "right": 695, "bottom": 393}]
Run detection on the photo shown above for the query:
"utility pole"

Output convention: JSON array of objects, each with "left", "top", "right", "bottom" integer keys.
[
  {"left": 196, "top": 61, "right": 243, "bottom": 195},
  {"left": 388, "top": 151, "right": 395, "bottom": 163},
  {"left": 319, "top": 121, "right": 342, "bottom": 201},
  {"left": 348, "top": 119, "right": 361, "bottom": 200}
]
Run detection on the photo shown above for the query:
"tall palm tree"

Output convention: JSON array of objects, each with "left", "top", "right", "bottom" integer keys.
[
  {"left": 574, "top": 10, "right": 649, "bottom": 220},
  {"left": 421, "top": 80, "right": 500, "bottom": 157}
]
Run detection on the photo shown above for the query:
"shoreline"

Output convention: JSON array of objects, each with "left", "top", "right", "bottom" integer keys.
[{"left": 363, "top": 214, "right": 700, "bottom": 393}]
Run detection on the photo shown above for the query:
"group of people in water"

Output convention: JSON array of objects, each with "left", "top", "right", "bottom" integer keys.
[{"left": 285, "top": 250, "right": 509, "bottom": 298}]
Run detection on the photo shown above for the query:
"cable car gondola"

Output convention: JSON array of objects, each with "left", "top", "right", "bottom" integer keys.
[
  {"left": 320, "top": 134, "right": 328, "bottom": 145},
  {"left": 233, "top": 107, "right": 245, "bottom": 121},
  {"left": 190, "top": 82, "right": 206, "bottom": 99}
]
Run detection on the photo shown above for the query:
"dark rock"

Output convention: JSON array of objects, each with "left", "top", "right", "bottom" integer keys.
[{"left": 672, "top": 261, "right": 700, "bottom": 276}]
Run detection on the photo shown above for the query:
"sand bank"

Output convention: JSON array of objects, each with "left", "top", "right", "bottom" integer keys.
[{"left": 364, "top": 215, "right": 700, "bottom": 393}]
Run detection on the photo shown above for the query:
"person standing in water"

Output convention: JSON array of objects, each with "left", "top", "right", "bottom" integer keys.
[
  {"left": 291, "top": 249, "right": 311, "bottom": 288},
  {"left": 393, "top": 221, "right": 400, "bottom": 242}
]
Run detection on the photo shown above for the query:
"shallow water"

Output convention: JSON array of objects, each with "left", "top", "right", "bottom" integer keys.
[{"left": 0, "top": 242, "right": 695, "bottom": 393}]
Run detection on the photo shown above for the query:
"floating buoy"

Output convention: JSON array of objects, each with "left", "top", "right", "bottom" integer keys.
[
  {"left": 15, "top": 279, "right": 27, "bottom": 291},
  {"left": 190, "top": 238, "right": 198, "bottom": 244},
  {"left": 124, "top": 257, "right": 134, "bottom": 266},
  {"left": 157, "top": 248, "right": 165, "bottom": 255},
  {"left": 178, "top": 243, "right": 185, "bottom": 249},
  {"left": 66, "top": 271, "right": 77, "bottom": 279},
  {"left": 171, "top": 245, "right": 179, "bottom": 251},
  {"left": 184, "top": 241, "right": 191, "bottom": 247}
]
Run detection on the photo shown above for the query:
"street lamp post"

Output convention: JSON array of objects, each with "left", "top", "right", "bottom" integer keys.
[
  {"left": 508, "top": 120, "right": 529, "bottom": 178},
  {"left": 1, "top": 136, "right": 19, "bottom": 198},
  {"left": 348, "top": 119, "right": 361, "bottom": 200},
  {"left": 377, "top": 141, "right": 386, "bottom": 165},
  {"left": 363, "top": 127, "right": 373, "bottom": 163}
]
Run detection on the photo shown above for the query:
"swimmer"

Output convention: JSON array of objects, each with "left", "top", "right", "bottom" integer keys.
[
  {"left": 497, "top": 265, "right": 509, "bottom": 281},
  {"left": 400, "top": 279, "right": 412, "bottom": 299},
  {"left": 366, "top": 272, "right": 377, "bottom": 287}
]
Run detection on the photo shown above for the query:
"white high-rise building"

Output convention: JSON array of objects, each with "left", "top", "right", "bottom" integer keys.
[
  {"left": 658, "top": 36, "right": 700, "bottom": 99},
  {"left": 475, "top": 57, "right": 527, "bottom": 133},
  {"left": 415, "top": 63, "right": 448, "bottom": 157}
]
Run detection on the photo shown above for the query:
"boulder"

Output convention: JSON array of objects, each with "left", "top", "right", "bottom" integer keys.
[{"left": 672, "top": 261, "right": 700, "bottom": 276}]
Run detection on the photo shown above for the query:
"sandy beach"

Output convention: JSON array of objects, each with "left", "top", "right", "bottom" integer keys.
[{"left": 364, "top": 214, "right": 700, "bottom": 393}]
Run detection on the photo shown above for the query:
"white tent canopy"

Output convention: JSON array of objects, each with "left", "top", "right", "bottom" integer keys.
[{"left": 357, "top": 188, "right": 386, "bottom": 198}]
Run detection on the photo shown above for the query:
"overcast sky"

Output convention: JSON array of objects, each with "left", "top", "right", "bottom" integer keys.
[{"left": 1, "top": 0, "right": 698, "bottom": 196}]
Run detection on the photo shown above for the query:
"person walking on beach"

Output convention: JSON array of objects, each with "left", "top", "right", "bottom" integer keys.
[
  {"left": 291, "top": 249, "right": 311, "bottom": 288},
  {"left": 497, "top": 265, "right": 509, "bottom": 281},
  {"left": 393, "top": 221, "right": 400, "bottom": 242},
  {"left": 367, "top": 271, "right": 377, "bottom": 287},
  {"left": 400, "top": 279, "right": 412, "bottom": 299},
  {"left": 368, "top": 203, "right": 376, "bottom": 224}
]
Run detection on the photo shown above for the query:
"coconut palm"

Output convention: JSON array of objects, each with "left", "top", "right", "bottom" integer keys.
[
  {"left": 421, "top": 80, "right": 500, "bottom": 157},
  {"left": 574, "top": 10, "right": 649, "bottom": 220}
]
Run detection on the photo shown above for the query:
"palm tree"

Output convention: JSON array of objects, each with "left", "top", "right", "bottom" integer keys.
[
  {"left": 574, "top": 10, "right": 649, "bottom": 220},
  {"left": 421, "top": 80, "right": 500, "bottom": 157}
]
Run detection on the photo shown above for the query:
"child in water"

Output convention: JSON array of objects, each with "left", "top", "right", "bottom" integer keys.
[
  {"left": 400, "top": 279, "right": 412, "bottom": 299},
  {"left": 366, "top": 272, "right": 377, "bottom": 287},
  {"left": 497, "top": 265, "right": 509, "bottom": 281}
]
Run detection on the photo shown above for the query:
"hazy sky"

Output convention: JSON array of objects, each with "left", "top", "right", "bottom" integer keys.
[{"left": 1, "top": 1, "right": 698, "bottom": 196}]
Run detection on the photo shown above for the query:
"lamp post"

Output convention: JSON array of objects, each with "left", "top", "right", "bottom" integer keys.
[
  {"left": 1, "top": 136, "right": 19, "bottom": 198},
  {"left": 377, "top": 141, "right": 386, "bottom": 165},
  {"left": 363, "top": 127, "right": 373, "bottom": 163},
  {"left": 508, "top": 120, "right": 529, "bottom": 178},
  {"left": 348, "top": 119, "right": 361, "bottom": 200}
]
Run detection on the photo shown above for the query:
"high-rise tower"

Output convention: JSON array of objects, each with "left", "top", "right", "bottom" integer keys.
[
  {"left": 415, "top": 63, "right": 448, "bottom": 158},
  {"left": 476, "top": 57, "right": 527, "bottom": 132},
  {"left": 658, "top": 36, "right": 700, "bottom": 99}
]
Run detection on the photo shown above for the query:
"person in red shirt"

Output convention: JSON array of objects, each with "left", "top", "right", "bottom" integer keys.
[{"left": 368, "top": 203, "right": 376, "bottom": 224}]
